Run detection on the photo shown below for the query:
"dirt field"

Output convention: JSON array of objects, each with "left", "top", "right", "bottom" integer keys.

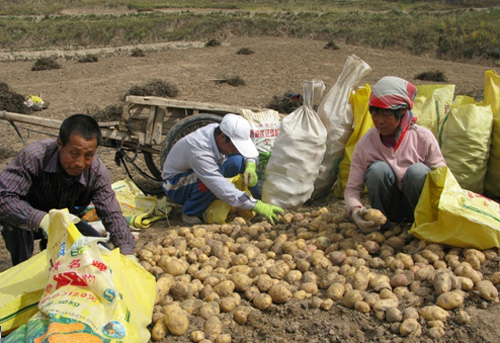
[{"left": 1, "top": 36, "right": 499, "bottom": 342}]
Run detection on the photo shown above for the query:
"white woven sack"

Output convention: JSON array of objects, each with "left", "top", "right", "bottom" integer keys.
[
  {"left": 312, "top": 54, "right": 371, "bottom": 199},
  {"left": 262, "top": 80, "right": 327, "bottom": 209}
]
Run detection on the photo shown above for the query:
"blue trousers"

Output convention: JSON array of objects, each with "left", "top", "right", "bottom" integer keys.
[
  {"left": 162, "top": 155, "right": 261, "bottom": 218},
  {"left": 364, "top": 161, "right": 430, "bottom": 227}
]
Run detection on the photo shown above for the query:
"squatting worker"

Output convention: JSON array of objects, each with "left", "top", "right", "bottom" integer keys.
[
  {"left": 0, "top": 114, "right": 136, "bottom": 266},
  {"left": 161, "top": 113, "right": 283, "bottom": 225},
  {"left": 345, "top": 76, "right": 446, "bottom": 232}
]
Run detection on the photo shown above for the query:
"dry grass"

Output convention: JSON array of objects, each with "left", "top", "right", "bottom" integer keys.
[
  {"left": 77, "top": 54, "right": 98, "bottom": 63},
  {"left": 324, "top": 41, "right": 340, "bottom": 50},
  {"left": 216, "top": 76, "right": 245, "bottom": 87},
  {"left": 125, "top": 79, "right": 180, "bottom": 98},
  {"left": 87, "top": 103, "right": 123, "bottom": 122},
  {"left": 266, "top": 92, "right": 303, "bottom": 114},
  {"left": 31, "top": 57, "right": 61, "bottom": 71},
  {"left": 205, "top": 39, "right": 221, "bottom": 47},
  {"left": 415, "top": 70, "right": 448, "bottom": 82},
  {"left": 0, "top": 82, "right": 30, "bottom": 114},
  {"left": 131, "top": 48, "right": 146, "bottom": 57},
  {"left": 237, "top": 47, "right": 254, "bottom": 55}
]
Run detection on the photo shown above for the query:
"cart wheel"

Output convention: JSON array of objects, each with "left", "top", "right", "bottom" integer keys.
[{"left": 144, "top": 114, "right": 223, "bottom": 180}]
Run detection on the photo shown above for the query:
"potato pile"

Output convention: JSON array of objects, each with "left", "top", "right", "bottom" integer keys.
[{"left": 137, "top": 207, "right": 500, "bottom": 341}]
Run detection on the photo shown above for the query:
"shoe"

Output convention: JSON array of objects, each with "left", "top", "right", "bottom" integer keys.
[{"left": 182, "top": 213, "right": 202, "bottom": 225}]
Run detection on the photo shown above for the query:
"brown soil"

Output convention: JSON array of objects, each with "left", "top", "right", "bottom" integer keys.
[{"left": 1, "top": 36, "right": 499, "bottom": 343}]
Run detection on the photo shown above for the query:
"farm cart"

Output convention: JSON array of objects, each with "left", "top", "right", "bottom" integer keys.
[{"left": 0, "top": 96, "right": 268, "bottom": 189}]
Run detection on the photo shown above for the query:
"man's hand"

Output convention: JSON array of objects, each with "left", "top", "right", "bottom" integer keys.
[
  {"left": 253, "top": 200, "right": 284, "bottom": 225},
  {"left": 40, "top": 214, "right": 50, "bottom": 239},
  {"left": 352, "top": 207, "right": 380, "bottom": 233},
  {"left": 243, "top": 162, "right": 258, "bottom": 187}
]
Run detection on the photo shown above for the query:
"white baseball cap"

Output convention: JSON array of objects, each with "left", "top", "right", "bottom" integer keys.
[{"left": 219, "top": 113, "right": 258, "bottom": 158}]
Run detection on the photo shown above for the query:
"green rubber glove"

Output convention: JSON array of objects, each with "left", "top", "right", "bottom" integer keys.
[
  {"left": 253, "top": 200, "right": 284, "bottom": 225},
  {"left": 243, "top": 161, "right": 258, "bottom": 187},
  {"left": 39, "top": 214, "right": 50, "bottom": 239}
]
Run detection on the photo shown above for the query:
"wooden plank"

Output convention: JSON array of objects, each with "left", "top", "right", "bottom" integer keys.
[
  {"left": 125, "top": 95, "right": 264, "bottom": 113},
  {"left": 0, "top": 111, "right": 62, "bottom": 129}
]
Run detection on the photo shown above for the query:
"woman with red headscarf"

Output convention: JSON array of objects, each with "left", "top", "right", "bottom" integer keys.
[{"left": 345, "top": 76, "right": 446, "bottom": 232}]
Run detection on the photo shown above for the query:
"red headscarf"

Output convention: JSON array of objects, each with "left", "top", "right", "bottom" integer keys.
[{"left": 369, "top": 76, "right": 418, "bottom": 151}]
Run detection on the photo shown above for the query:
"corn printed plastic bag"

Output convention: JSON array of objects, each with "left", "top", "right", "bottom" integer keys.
[{"left": 4, "top": 209, "right": 155, "bottom": 343}]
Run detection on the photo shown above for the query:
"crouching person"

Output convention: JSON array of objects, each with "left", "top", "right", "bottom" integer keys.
[
  {"left": 345, "top": 76, "right": 446, "bottom": 232},
  {"left": 162, "top": 113, "right": 283, "bottom": 225},
  {"left": 0, "top": 114, "right": 136, "bottom": 266}
]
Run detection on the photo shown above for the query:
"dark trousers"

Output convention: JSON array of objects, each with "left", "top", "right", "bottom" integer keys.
[{"left": 1, "top": 220, "right": 110, "bottom": 266}]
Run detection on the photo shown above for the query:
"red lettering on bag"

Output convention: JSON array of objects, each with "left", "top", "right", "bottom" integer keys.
[{"left": 53, "top": 271, "right": 88, "bottom": 289}]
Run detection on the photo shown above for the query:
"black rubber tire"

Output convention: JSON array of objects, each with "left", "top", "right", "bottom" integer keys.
[
  {"left": 144, "top": 113, "right": 223, "bottom": 180},
  {"left": 143, "top": 151, "right": 163, "bottom": 181}
]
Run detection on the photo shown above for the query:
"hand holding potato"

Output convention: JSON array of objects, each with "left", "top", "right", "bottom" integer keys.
[{"left": 352, "top": 207, "right": 385, "bottom": 233}]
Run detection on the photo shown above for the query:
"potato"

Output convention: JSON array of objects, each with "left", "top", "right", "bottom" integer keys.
[
  {"left": 229, "top": 273, "right": 253, "bottom": 292},
  {"left": 198, "top": 301, "right": 220, "bottom": 319},
  {"left": 155, "top": 274, "right": 175, "bottom": 305},
  {"left": 352, "top": 271, "right": 369, "bottom": 291},
  {"left": 419, "top": 305, "right": 449, "bottom": 322},
  {"left": 268, "top": 282, "right": 293, "bottom": 303},
  {"left": 215, "top": 334, "right": 232, "bottom": 343},
  {"left": 190, "top": 330, "right": 205, "bottom": 343},
  {"left": 321, "top": 299, "right": 334, "bottom": 311},
  {"left": 400, "top": 318, "right": 421, "bottom": 336},
  {"left": 234, "top": 306, "right": 251, "bottom": 325},
  {"left": 151, "top": 319, "right": 168, "bottom": 341},
  {"left": 300, "top": 282, "right": 319, "bottom": 295},
  {"left": 165, "top": 259, "right": 188, "bottom": 276},
  {"left": 364, "top": 208, "right": 387, "bottom": 226},
  {"left": 402, "top": 307, "right": 419, "bottom": 321},
  {"left": 326, "top": 283, "right": 345, "bottom": 301},
  {"left": 386, "top": 307, "right": 402, "bottom": 323},
  {"left": 267, "top": 261, "right": 290, "bottom": 279},
  {"left": 164, "top": 305, "right": 189, "bottom": 336},
  {"left": 256, "top": 274, "right": 275, "bottom": 292},
  {"left": 436, "top": 290, "right": 465, "bottom": 310},
  {"left": 372, "top": 298, "right": 399, "bottom": 312},
  {"left": 214, "top": 280, "right": 236, "bottom": 297},
  {"left": 343, "top": 290, "right": 363, "bottom": 308},
  {"left": 476, "top": 280, "right": 499, "bottom": 302},
  {"left": 353, "top": 300, "right": 370, "bottom": 313},
  {"left": 245, "top": 286, "right": 260, "bottom": 301},
  {"left": 219, "top": 296, "right": 238, "bottom": 312},
  {"left": 454, "top": 264, "right": 483, "bottom": 284},
  {"left": 204, "top": 316, "right": 222, "bottom": 338},
  {"left": 170, "top": 281, "right": 193, "bottom": 301},
  {"left": 432, "top": 271, "right": 453, "bottom": 294},
  {"left": 456, "top": 276, "right": 474, "bottom": 291},
  {"left": 181, "top": 298, "right": 203, "bottom": 315},
  {"left": 253, "top": 293, "right": 273, "bottom": 310}
]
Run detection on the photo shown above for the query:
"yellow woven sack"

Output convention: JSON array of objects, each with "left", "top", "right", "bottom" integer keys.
[
  {"left": 484, "top": 70, "right": 500, "bottom": 198},
  {"left": 113, "top": 178, "right": 169, "bottom": 229},
  {"left": 413, "top": 84, "right": 455, "bottom": 138},
  {"left": 0, "top": 251, "right": 48, "bottom": 335},
  {"left": 438, "top": 96, "right": 493, "bottom": 194},
  {"left": 204, "top": 174, "right": 255, "bottom": 224},
  {"left": 410, "top": 166, "right": 500, "bottom": 249},
  {"left": 333, "top": 85, "right": 372, "bottom": 198}
]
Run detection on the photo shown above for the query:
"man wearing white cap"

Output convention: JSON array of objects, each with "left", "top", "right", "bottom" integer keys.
[{"left": 162, "top": 113, "right": 283, "bottom": 225}]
